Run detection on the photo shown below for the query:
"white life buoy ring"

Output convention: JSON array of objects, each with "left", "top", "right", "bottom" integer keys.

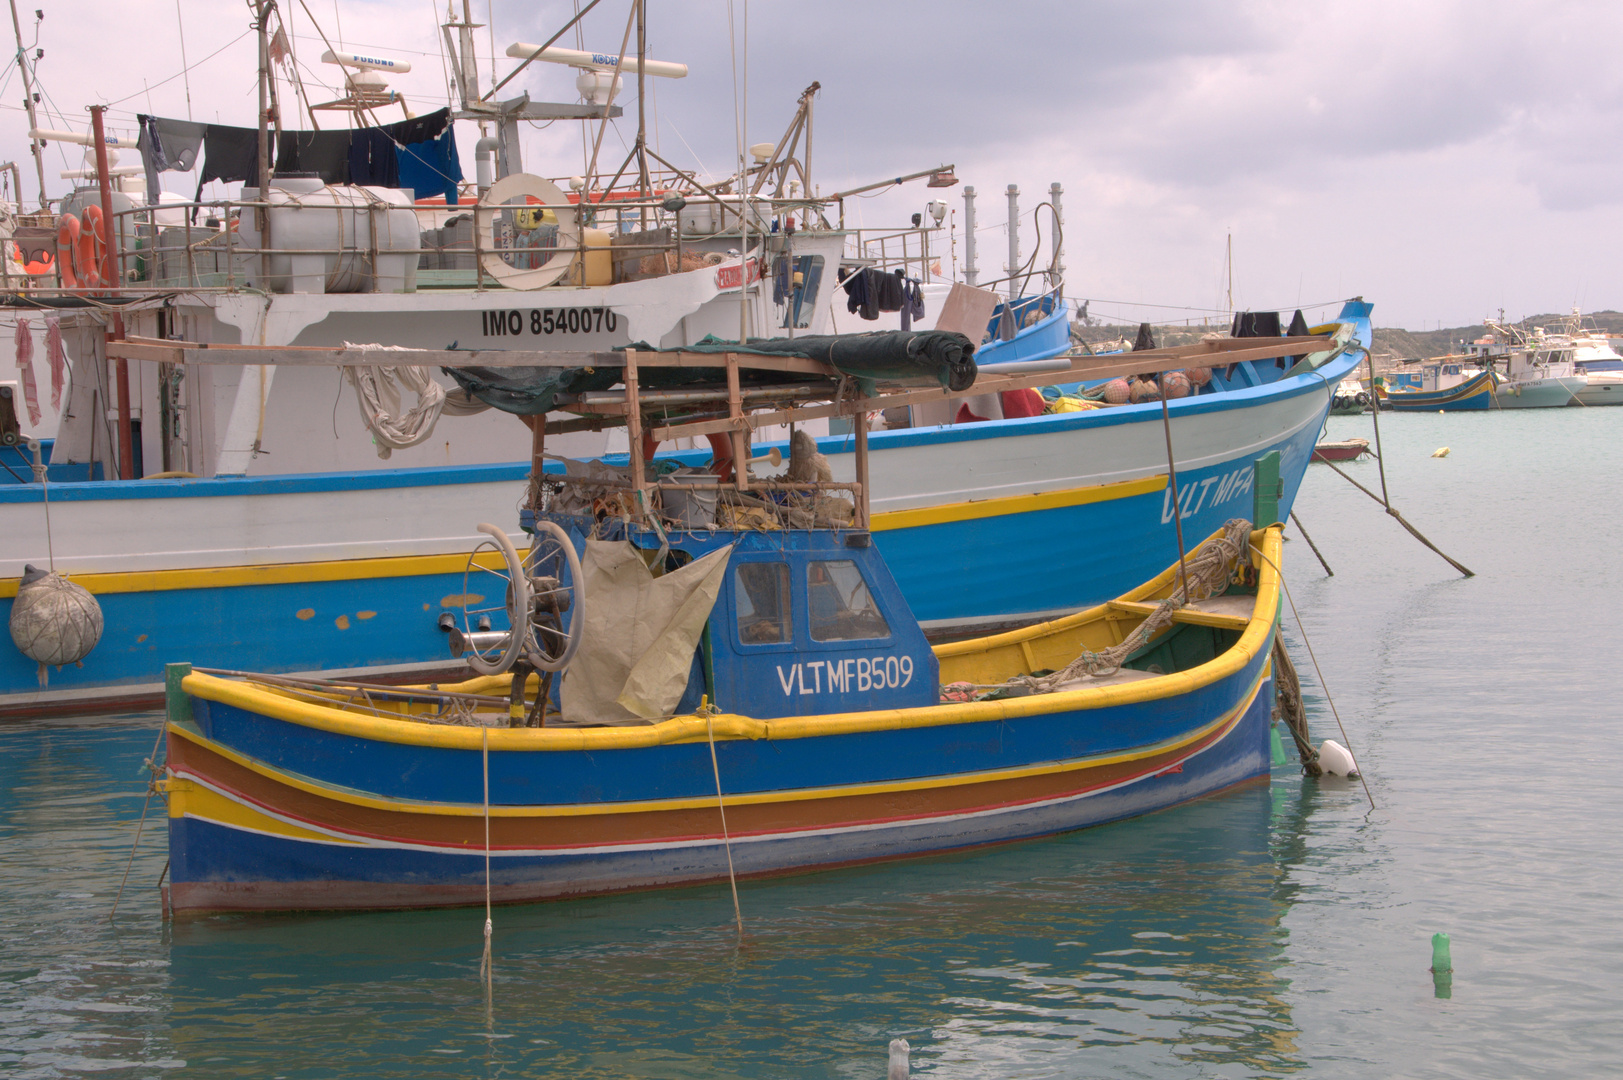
[{"left": 476, "top": 173, "right": 579, "bottom": 291}]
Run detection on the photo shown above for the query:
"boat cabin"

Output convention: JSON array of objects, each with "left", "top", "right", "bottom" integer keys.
[{"left": 523, "top": 512, "right": 940, "bottom": 720}]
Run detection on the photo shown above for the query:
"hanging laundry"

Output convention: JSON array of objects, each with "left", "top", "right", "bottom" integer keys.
[
  {"left": 197, "top": 124, "right": 261, "bottom": 190},
  {"left": 137, "top": 115, "right": 207, "bottom": 201},
  {"left": 396, "top": 124, "right": 463, "bottom": 203},
  {"left": 274, "top": 129, "right": 352, "bottom": 185},
  {"left": 14, "top": 318, "right": 40, "bottom": 425},
  {"left": 374, "top": 108, "right": 450, "bottom": 147},
  {"left": 841, "top": 267, "right": 879, "bottom": 320},
  {"left": 347, "top": 128, "right": 399, "bottom": 187},
  {"left": 44, "top": 317, "right": 65, "bottom": 411},
  {"left": 874, "top": 269, "right": 905, "bottom": 312},
  {"left": 183, "top": 108, "right": 453, "bottom": 196},
  {"left": 899, "top": 276, "right": 925, "bottom": 332}
]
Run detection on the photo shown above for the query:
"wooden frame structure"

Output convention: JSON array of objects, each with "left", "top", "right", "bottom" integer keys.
[{"left": 106, "top": 333, "right": 1336, "bottom": 533}]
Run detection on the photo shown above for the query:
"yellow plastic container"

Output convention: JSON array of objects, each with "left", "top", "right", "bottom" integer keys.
[{"left": 570, "top": 227, "right": 613, "bottom": 286}]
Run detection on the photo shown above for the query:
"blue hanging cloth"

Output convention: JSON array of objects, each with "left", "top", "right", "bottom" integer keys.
[{"left": 396, "top": 125, "right": 463, "bottom": 204}]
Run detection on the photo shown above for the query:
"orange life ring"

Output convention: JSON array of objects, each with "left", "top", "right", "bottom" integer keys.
[
  {"left": 78, "top": 204, "right": 105, "bottom": 289},
  {"left": 706, "top": 432, "right": 735, "bottom": 484},
  {"left": 644, "top": 431, "right": 735, "bottom": 482},
  {"left": 56, "top": 213, "right": 81, "bottom": 289}
]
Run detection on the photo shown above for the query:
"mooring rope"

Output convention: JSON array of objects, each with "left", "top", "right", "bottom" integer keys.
[
  {"left": 109, "top": 718, "right": 168, "bottom": 919},
  {"left": 1250, "top": 542, "right": 1376, "bottom": 810},
  {"left": 1021, "top": 519, "right": 1251, "bottom": 690},
  {"left": 479, "top": 725, "right": 494, "bottom": 995},
  {"left": 1270, "top": 635, "right": 1321, "bottom": 775},
  {"left": 705, "top": 712, "right": 745, "bottom": 939}
]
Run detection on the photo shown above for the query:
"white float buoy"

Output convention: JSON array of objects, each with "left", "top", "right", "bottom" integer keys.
[
  {"left": 1432, "top": 446, "right": 1451, "bottom": 458},
  {"left": 8, "top": 564, "right": 103, "bottom": 686},
  {"left": 887, "top": 1038, "right": 911, "bottom": 1080},
  {"left": 1318, "top": 739, "right": 1359, "bottom": 778}
]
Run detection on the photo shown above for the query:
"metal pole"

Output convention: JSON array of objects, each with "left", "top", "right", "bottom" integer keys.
[
  {"left": 635, "top": 0, "right": 649, "bottom": 228},
  {"left": 962, "top": 185, "right": 977, "bottom": 287},
  {"left": 1005, "top": 184, "right": 1019, "bottom": 303},
  {"left": 89, "top": 106, "right": 119, "bottom": 288},
  {"left": 254, "top": 0, "right": 272, "bottom": 279},
  {"left": 8, "top": 0, "right": 47, "bottom": 210},
  {"left": 1048, "top": 181, "right": 1064, "bottom": 291},
  {"left": 91, "top": 103, "right": 131, "bottom": 481}
]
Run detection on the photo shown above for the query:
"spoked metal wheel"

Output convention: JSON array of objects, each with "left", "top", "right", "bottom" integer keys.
[
  {"left": 456, "top": 523, "right": 532, "bottom": 676},
  {"left": 521, "top": 520, "right": 585, "bottom": 672}
]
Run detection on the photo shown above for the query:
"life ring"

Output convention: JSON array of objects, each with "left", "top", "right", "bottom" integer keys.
[
  {"left": 56, "top": 213, "right": 81, "bottom": 289},
  {"left": 78, "top": 204, "right": 106, "bottom": 289},
  {"left": 706, "top": 432, "right": 734, "bottom": 484}
]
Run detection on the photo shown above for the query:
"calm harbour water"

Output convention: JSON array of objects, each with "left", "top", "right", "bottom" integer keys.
[{"left": 3, "top": 406, "right": 1621, "bottom": 1079}]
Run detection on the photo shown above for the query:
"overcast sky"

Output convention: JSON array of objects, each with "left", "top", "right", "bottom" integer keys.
[{"left": 7, "top": 0, "right": 1620, "bottom": 330}]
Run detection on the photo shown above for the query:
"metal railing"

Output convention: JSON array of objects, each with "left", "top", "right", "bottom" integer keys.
[{"left": 0, "top": 187, "right": 850, "bottom": 297}]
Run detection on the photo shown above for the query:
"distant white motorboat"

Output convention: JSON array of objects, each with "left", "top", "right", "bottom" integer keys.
[
  {"left": 1473, "top": 315, "right": 1585, "bottom": 409},
  {"left": 1564, "top": 318, "right": 1623, "bottom": 406}
]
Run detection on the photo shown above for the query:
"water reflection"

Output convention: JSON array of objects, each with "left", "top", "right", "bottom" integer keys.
[{"left": 162, "top": 779, "right": 1313, "bottom": 1079}]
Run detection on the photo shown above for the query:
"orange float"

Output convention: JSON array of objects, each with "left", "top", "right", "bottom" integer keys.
[
  {"left": 56, "top": 213, "right": 81, "bottom": 288},
  {"left": 78, "top": 204, "right": 106, "bottom": 289},
  {"left": 705, "top": 432, "right": 734, "bottom": 484}
]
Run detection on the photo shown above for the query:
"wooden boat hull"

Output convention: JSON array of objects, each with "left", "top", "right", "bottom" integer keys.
[
  {"left": 161, "top": 531, "right": 1284, "bottom": 914},
  {"left": 1311, "top": 438, "right": 1369, "bottom": 463},
  {"left": 1382, "top": 370, "right": 1494, "bottom": 412},
  {"left": 0, "top": 347, "right": 1356, "bottom": 714},
  {"left": 1489, "top": 375, "right": 1585, "bottom": 409}
]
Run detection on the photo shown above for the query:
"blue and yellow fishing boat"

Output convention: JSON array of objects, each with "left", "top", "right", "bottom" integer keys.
[
  {"left": 1380, "top": 362, "right": 1495, "bottom": 411},
  {"left": 159, "top": 346, "right": 1287, "bottom": 914}
]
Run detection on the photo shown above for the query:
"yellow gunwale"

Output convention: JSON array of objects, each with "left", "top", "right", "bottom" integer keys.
[
  {"left": 1, "top": 475, "right": 1166, "bottom": 599},
  {"left": 168, "top": 667, "right": 1266, "bottom": 820},
  {"left": 0, "top": 549, "right": 512, "bottom": 599},
  {"left": 868, "top": 474, "right": 1166, "bottom": 532},
  {"left": 175, "top": 528, "right": 1283, "bottom": 753}
]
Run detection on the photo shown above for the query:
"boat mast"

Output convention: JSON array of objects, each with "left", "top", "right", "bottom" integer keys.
[
  {"left": 1225, "top": 232, "right": 1233, "bottom": 313},
  {"left": 7, "top": 0, "right": 48, "bottom": 210},
  {"left": 635, "top": 0, "right": 650, "bottom": 226},
  {"left": 253, "top": 0, "right": 273, "bottom": 280}
]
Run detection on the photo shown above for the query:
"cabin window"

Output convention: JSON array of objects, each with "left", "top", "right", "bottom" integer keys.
[
  {"left": 736, "top": 563, "right": 791, "bottom": 644},
  {"left": 808, "top": 560, "right": 890, "bottom": 641},
  {"left": 778, "top": 254, "right": 825, "bottom": 329}
]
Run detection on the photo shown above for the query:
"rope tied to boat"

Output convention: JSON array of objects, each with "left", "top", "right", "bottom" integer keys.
[
  {"left": 1018, "top": 518, "right": 1253, "bottom": 692},
  {"left": 479, "top": 725, "right": 494, "bottom": 999},
  {"left": 340, "top": 342, "right": 489, "bottom": 458}
]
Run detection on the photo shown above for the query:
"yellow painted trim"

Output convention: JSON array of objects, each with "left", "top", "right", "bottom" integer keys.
[
  {"left": 869, "top": 474, "right": 1167, "bottom": 533},
  {"left": 165, "top": 775, "right": 362, "bottom": 843},
  {"left": 174, "top": 526, "right": 1284, "bottom": 754},
  {"left": 168, "top": 670, "right": 1264, "bottom": 820},
  {"left": 0, "top": 549, "right": 510, "bottom": 599}
]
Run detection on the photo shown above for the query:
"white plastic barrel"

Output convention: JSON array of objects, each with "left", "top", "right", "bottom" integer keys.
[{"left": 238, "top": 177, "right": 421, "bottom": 294}]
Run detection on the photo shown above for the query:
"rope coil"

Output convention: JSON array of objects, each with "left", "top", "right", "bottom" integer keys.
[{"left": 1018, "top": 518, "right": 1252, "bottom": 692}]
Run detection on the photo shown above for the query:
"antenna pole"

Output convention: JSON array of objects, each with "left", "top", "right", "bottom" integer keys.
[
  {"left": 1225, "top": 232, "right": 1233, "bottom": 313},
  {"left": 962, "top": 185, "right": 977, "bottom": 286},
  {"left": 8, "top": 0, "right": 48, "bottom": 210},
  {"left": 253, "top": 0, "right": 272, "bottom": 280},
  {"left": 635, "top": 0, "right": 649, "bottom": 226}
]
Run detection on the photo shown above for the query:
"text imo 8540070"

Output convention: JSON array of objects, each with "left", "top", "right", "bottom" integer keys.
[{"left": 480, "top": 307, "right": 618, "bottom": 337}]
